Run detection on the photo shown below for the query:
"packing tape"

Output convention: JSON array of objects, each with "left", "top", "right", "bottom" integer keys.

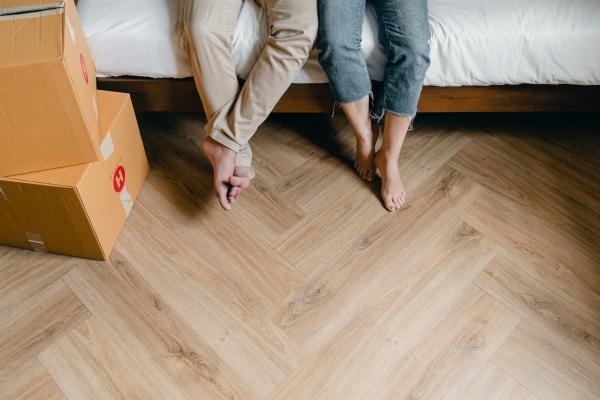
[
  {"left": 26, "top": 232, "right": 47, "bottom": 253},
  {"left": 0, "top": 7, "right": 62, "bottom": 20},
  {"left": 65, "top": 16, "right": 76, "bottom": 43},
  {"left": 92, "top": 96, "right": 98, "bottom": 117},
  {"left": 0, "top": 2, "right": 63, "bottom": 15},
  {"left": 100, "top": 132, "right": 114, "bottom": 160},
  {"left": 119, "top": 186, "right": 133, "bottom": 217}
]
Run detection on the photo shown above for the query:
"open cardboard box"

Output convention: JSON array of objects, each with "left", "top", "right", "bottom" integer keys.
[
  {"left": 0, "top": 90, "right": 149, "bottom": 260},
  {"left": 0, "top": 0, "right": 100, "bottom": 176}
]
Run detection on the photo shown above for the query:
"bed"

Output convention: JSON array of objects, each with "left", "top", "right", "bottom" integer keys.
[{"left": 77, "top": 0, "right": 600, "bottom": 112}]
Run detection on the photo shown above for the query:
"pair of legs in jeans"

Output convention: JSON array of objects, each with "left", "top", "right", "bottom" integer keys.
[
  {"left": 318, "top": 0, "right": 430, "bottom": 211},
  {"left": 181, "top": 0, "right": 429, "bottom": 212}
]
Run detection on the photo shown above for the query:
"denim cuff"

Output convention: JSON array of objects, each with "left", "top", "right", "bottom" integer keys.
[
  {"left": 332, "top": 87, "right": 372, "bottom": 105},
  {"left": 370, "top": 107, "right": 416, "bottom": 123}
]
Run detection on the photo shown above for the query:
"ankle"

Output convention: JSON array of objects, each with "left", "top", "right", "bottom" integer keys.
[
  {"left": 376, "top": 151, "right": 400, "bottom": 169},
  {"left": 203, "top": 137, "right": 234, "bottom": 156}
]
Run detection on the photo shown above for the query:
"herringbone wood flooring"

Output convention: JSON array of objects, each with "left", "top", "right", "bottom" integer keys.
[{"left": 1, "top": 112, "right": 599, "bottom": 400}]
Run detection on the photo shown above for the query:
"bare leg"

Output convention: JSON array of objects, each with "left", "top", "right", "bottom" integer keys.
[
  {"left": 374, "top": 113, "right": 410, "bottom": 211},
  {"left": 201, "top": 137, "right": 236, "bottom": 211},
  {"left": 340, "top": 95, "right": 379, "bottom": 181}
]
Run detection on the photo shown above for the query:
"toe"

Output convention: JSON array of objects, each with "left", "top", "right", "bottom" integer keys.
[
  {"left": 231, "top": 182, "right": 248, "bottom": 200},
  {"left": 363, "top": 168, "right": 371, "bottom": 180},
  {"left": 216, "top": 186, "right": 232, "bottom": 211},
  {"left": 384, "top": 196, "right": 395, "bottom": 212},
  {"left": 218, "top": 195, "right": 232, "bottom": 211},
  {"left": 228, "top": 187, "right": 238, "bottom": 202},
  {"left": 233, "top": 186, "right": 244, "bottom": 200},
  {"left": 230, "top": 175, "right": 250, "bottom": 190}
]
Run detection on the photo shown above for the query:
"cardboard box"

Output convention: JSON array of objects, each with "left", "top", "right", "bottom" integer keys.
[
  {"left": 0, "top": 0, "right": 100, "bottom": 176},
  {"left": 0, "top": 90, "right": 149, "bottom": 260}
]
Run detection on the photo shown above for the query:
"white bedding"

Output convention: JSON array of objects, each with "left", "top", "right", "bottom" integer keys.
[{"left": 77, "top": 0, "right": 600, "bottom": 86}]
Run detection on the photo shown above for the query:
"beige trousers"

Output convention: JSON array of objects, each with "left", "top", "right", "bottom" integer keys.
[{"left": 179, "top": 0, "right": 318, "bottom": 167}]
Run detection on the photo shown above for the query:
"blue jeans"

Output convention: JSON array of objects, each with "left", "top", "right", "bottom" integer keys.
[{"left": 317, "top": 0, "right": 430, "bottom": 119}]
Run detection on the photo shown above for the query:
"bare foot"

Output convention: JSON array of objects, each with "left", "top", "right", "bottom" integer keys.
[
  {"left": 228, "top": 166, "right": 256, "bottom": 203},
  {"left": 375, "top": 152, "right": 406, "bottom": 212},
  {"left": 201, "top": 137, "right": 236, "bottom": 211},
  {"left": 354, "top": 121, "right": 379, "bottom": 181}
]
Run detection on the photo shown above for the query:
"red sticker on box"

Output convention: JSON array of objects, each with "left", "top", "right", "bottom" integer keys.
[
  {"left": 80, "top": 53, "right": 89, "bottom": 84},
  {"left": 113, "top": 166, "right": 126, "bottom": 193}
]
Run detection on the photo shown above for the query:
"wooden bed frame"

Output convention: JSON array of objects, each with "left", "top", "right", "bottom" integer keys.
[{"left": 97, "top": 77, "right": 600, "bottom": 113}]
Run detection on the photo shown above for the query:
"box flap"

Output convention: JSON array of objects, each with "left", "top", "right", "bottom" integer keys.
[
  {"left": 5, "top": 90, "right": 119, "bottom": 188},
  {"left": 97, "top": 90, "right": 127, "bottom": 135},
  {"left": 0, "top": 3, "right": 63, "bottom": 68},
  {"left": 6, "top": 162, "right": 88, "bottom": 187},
  {"left": 0, "top": 0, "right": 63, "bottom": 15},
  {"left": 0, "top": 60, "right": 100, "bottom": 176}
]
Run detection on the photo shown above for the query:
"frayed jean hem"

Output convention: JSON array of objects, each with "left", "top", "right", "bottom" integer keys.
[
  {"left": 330, "top": 90, "right": 374, "bottom": 118},
  {"left": 370, "top": 108, "right": 416, "bottom": 131}
]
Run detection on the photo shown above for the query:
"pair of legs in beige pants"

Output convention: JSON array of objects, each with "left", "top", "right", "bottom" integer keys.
[{"left": 179, "top": 0, "right": 317, "bottom": 210}]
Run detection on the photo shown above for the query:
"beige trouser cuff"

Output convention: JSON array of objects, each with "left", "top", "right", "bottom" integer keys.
[
  {"left": 209, "top": 130, "right": 253, "bottom": 167},
  {"left": 209, "top": 130, "right": 242, "bottom": 152},
  {"left": 235, "top": 146, "right": 252, "bottom": 168}
]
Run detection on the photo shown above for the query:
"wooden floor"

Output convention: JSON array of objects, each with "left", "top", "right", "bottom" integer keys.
[{"left": 1, "top": 112, "right": 599, "bottom": 400}]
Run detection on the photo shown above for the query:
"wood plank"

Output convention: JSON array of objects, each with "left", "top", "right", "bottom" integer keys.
[
  {"left": 463, "top": 189, "right": 600, "bottom": 297},
  {"left": 0, "top": 250, "right": 76, "bottom": 318},
  {"left": 269, "top": 285, "right": 517, "bottom": 400},
  {"left": 112, "top": 203, "right": 303, "bottom": 398},
  {"left": 475, "top": 253, "right": 600, "bottom": 357},
  {"left": 464, "top": 113, "right": 600, "bottom": 174},
  {"left": 450, "top": 138, "right": 600, "bottom": 239},
  {"left": 0, "top": 279, "right": 90, "bottom": 374},
  {"left": 138, "top": 172, "right": 306, "bottom": 308},
  {"left": 57, "top": 259, "right": 258, "bottom": 400},
  {"left": 493, "top": 322, "right": 600, "bottom": 400},
  {"left": 40, "top": 316, "right": 189, "bottom": 400},
  {"left": 381, "top": 290, "right": 519, "bottom": 400},
  {"left": 272, "top": 167, "right": 486, "bottom": 355},
  {"left": 97, "top": 78, "right": 600, "bottom": 112},
  {"left": 0, "top": 357, "right": 65, "bottom": 400},
  {"left": 457, "top": 362, "right": 538, "bottom": 400}
]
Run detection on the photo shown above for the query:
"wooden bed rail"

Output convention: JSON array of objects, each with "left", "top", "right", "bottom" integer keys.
[{"left": 97, "top": 77, "right": 600, "bottom": 113}]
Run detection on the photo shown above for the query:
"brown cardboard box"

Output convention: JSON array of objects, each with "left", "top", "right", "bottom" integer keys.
[
  {"left": 0, "top": 90, "right": 149, "bottom": 260},
  {"left": 0, "top": 0, "right": 100, "bottom": 176}
]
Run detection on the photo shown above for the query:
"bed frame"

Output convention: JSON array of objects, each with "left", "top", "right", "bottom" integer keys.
[{"left": 97, "top": 77, "right": 600, "bottom": 113}]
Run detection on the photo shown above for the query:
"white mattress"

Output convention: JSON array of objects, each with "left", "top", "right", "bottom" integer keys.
[{"left": 77, "top": 0, "right": 600, "bottom": 86}]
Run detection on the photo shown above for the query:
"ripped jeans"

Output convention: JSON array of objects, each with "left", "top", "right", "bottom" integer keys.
[{"left": 317, "top": 0, "right": 430, "bottom": 119}]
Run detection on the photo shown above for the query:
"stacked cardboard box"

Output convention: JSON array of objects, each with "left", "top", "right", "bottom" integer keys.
[{"left": 0, "top": 0, "right": 149, "bottom": 260}]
